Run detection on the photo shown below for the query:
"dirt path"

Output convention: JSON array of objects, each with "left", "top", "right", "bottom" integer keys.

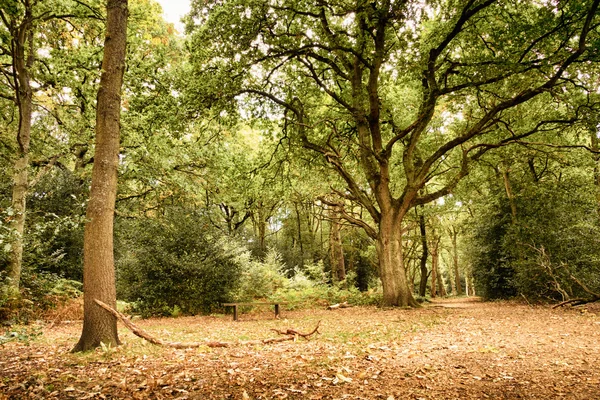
[{"left": 1, "top": 299, "right": 599, "bottom": 399}]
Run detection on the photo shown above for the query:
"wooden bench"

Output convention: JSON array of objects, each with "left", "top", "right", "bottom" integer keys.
[{"left": 222, "top": 302, "right": 288, "bottom": 321}]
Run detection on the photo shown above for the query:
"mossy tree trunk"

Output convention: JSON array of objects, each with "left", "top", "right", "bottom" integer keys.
[{"left": 5, "top": 5, "right": 34, "bottom": 291}]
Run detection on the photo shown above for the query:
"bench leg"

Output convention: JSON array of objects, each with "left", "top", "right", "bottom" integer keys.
[
  {"left": 233, "top": 305, "right": 238, "bottom": 321},
  {"left": 274, "top": 304, "right": 280, "bottom": 319}
]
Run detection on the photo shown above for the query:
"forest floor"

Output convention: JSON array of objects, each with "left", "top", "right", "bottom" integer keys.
[{"left": 1, "top": 297, "right": 599, "bottom": 399}]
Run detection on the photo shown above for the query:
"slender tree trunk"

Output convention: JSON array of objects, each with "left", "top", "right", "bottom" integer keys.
[
  {"left": 437, "top": 264, "right": 447, "bottom": 297},
  {"left": 451, "top": 228, "right": 462, "bottom": 295},
  {"left": 294, "top": 202, "right": 304, "bottom": 266},
  {"left": 257, "top": 212, "right": 267, "bottom": 256},
  {"left": 502, "top": 168, "right": 517, "bottom": 224},
  {"left": 6, "top": 19, "right": 34, "bottom": 291},
  {"left": 7, "top": 150, "right": 29, "bottom": 291},
  {"left": 430, "top": 234, "right": 441, "bottom": 297},
  {"left": 377, "top": 211, "right": 418, "bottom": 307},
  {"left": 444, "top": 252, "right": 456, "bottom": 295},
  {"left": 73, "top": 0, "right": 128, "bottom": 352},
  {"left": 418, "top": 213, "right": 429, "bottom": 297},
  {"left": 592, "top": 128, "right": 600, "bottom": 215},
  {"left": 329, "top": 206, "right": 346, "bottom": 282}
]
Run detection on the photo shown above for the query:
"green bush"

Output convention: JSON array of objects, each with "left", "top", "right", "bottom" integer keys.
[
  {"left": 268, "top": 261, "right": 382, "bottom": 308},
  {"left": 116, "top": 209, "right": 245, "bottom": 317},
  {"left": 23, "top": 169, "right": 88, "bottom": 281},
  {"left": 469, "top": 173, "right": 600, "bottom": 301},
  {"left": 234, "top": 248, "right": 288, "bottom": 302}
]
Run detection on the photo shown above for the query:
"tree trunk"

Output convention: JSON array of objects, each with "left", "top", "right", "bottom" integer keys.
[
  {"left": 418, "top": 213, "right": 429, "bottom": 297},
  {"left": 591, "top": 127, "right": 600, "bottom": 215},
  {"left": 6, "top": 18, "right": 34, "bottom": 291},
  {"left": 502, "top": 168, "right": 517, "bottom": 224},
  {"left": 328, "top": 206, "right": 346, "bottom": 283},
  {"left": 7, "top": 156, "right": 29, "bottom": 291},
  {"left": 430, "top": 234, "right": 441, "bottom": 298},
  {"left": 377, "top": 212, "right": 418, "bottom": 307},
  {"left": 257, "top": 212, "right": 267, "bottom": 256},
  {"left": 294, "top": 202, "right": 304, "bottom": 266},
  {"left": 73, "top": 0, "right": 128, "bottom": 352},
  {"left": 451, "top": 228, "right": 462, "bottom": 295},
  {"left": 437, "top": 264, "right": 447, "bottom": 297}
]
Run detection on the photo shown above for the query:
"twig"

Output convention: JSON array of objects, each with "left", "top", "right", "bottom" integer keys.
[{"left": 520, "top": 293, "right": 533, "bottom": 308}]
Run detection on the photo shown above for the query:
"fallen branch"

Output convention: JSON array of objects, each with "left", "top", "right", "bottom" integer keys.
[
  {"left": 270, "top": 321, "right": 321, "bottom": 338},
  {"left": 94, "top": 299, "right": 320, "bottom": 348},
  {"left": 552, "top": 296, "right": 600, "bottom": 309},
  {"left": 327, "top": 302, "right": 352, "bottom": 310}
]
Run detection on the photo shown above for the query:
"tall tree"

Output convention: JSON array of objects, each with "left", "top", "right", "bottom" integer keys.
[
  {"left": 188, "top": 0, "right": 600, "bottom": 306},
  {"left": 0, "top": 0, "right": 100, "bottom": 290},
  {"left": 2, "top": 1, "right": 33, "bottom": 290},
  {"left": 73, "top": 0, "right": 128, "bottom": 352}
]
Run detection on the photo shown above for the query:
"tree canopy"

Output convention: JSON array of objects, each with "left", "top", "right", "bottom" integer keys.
[{"left": 1, "top": 0, "right": 600, "bottom": 335}]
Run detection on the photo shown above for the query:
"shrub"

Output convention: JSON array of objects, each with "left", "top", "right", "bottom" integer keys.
[
  {"left": 469, "top": 173, "right": 600, "bottom": 301},
  {"left": 116, "top": 209, "right": 245, "bottom": 317},
  {"left": 234, "top": 248, "right": 288, "bottom": 302}
]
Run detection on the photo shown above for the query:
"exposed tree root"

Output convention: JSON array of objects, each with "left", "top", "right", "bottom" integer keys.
[{"left": 94, "top": 299, "right": 321, "bottom": 348}]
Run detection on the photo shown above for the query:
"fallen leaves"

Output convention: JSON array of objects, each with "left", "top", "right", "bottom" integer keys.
[{"left": 2, "top": 300, "right": 600, "bottom": 399}]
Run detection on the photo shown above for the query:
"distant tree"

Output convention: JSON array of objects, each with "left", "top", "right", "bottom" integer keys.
[{"left": 73, "top": 0, "right": 128, "bottom": 352}]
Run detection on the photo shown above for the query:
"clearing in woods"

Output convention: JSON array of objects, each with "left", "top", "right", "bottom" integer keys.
[{"left": 1, "top": 298, "right": 599, "bottom": 399}]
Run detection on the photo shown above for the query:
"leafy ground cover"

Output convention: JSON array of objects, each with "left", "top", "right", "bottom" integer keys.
[{"left": 1, "top": 298, "right": 599, "bottom": 399}]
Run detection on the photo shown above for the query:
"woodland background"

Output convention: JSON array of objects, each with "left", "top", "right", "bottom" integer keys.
[{"left": 1, "top": 0, "right": 600, "bottom": 324}]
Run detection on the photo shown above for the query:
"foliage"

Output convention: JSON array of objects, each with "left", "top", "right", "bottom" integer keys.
[
  {"left": 468, "top": 163, "right": 600, "bottom": 301},
  {"left": 267, "top": 260, "right": 382, "bottom": 308},
  {"left": 233, "top": 248, "right": 288, "bottom": 302},
  {"left": 270, "top": 284, "right": 382, "bottom": 310},
  {"left": 116, "top": 209, "right": 245, "bottom": 317},
  {"left": 0, "top": 325, "right": 43, "bottom": 346},
  {"left": 24, "top": 169, "right": 88, "bottom": 281},
  {"left": 0, "top": 270, "right": 81, "bottom": 323}
]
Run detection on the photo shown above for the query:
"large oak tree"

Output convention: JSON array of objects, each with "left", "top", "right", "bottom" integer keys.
[{"left": 188, "top": 0, "right": 600, "bottom": 306}]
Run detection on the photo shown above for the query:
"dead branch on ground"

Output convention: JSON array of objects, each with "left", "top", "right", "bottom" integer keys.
[
  {"left": 94, "top": 299, "right": 321, "bottom": 348},
  {"left": 552, "top": 296, "right": 600, "bottom": 308},
  {"left": 327, "top": 302, "right": 352, "bottom": 310},
  {"left": 270, "top": 321, "right": 321, "bottom": 338}
]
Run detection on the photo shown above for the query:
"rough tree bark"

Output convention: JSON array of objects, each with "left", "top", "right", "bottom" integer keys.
[
  {"left": 73, "top": 0, "right": 128, "bottom": 352},
  {"left": 377, "top": 210, "right": 419, "bottom": 307}
]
